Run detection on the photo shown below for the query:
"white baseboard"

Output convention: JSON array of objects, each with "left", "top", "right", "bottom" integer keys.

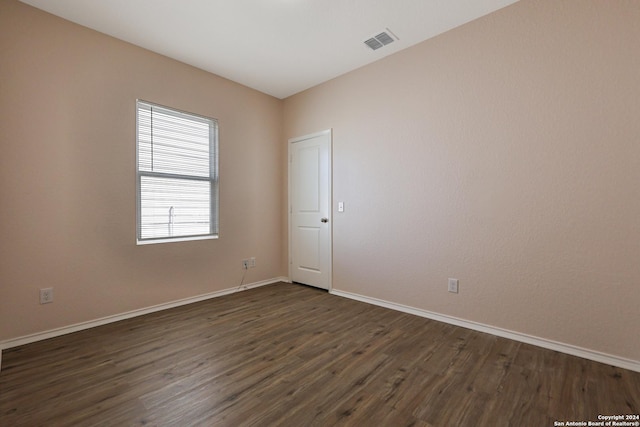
[
  {"left": 330, "top": 288, "right": 640, "bottom": 373},
  {"left": 0, "top": 277, "right": 288, "bottom": 371},
  {"left": 3, "top": 278, "right": 636, "bottom": 374}
]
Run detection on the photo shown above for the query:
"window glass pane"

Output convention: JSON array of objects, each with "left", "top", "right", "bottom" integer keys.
[
  {"left": 138, "top": 105, "right": 211, "bottom": 177},
  {"left": 139, "top": 176, "right": 211, "bottom": 239}
]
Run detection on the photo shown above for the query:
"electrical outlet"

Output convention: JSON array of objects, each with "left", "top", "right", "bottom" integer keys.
[
  {"left": 40, "top": 287, "right": 54, "bottom": 304},
  {"left": 242, "top": 259, "right": 249, "bottom": 270},
  {"left": 249, "top": 257, "right": 256, "bottom": 268},
  {"left": 448, "top": 278, "right": 459, "bottom": 294}
]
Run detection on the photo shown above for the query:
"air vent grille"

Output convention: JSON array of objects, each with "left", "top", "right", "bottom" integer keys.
[
  {"left": 375, "top": 32, "right": 394, "bottom": 46},
  {"left": 363, "top": 29, "right": 397, "bottom": 51},
  {"left": 364, "top": 37, "right": 384, "bottom": 50}
]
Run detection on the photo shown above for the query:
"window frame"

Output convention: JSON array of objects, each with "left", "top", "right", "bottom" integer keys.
[{"left": 135, "top": 99, "right": 219, "bottom": 245}]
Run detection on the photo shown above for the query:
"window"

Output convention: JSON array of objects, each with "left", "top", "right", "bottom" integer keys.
[{"left": 136, "top": 100, "right": 218, "bottom": 244}]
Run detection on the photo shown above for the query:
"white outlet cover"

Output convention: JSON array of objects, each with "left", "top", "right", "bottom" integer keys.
[
  {"left": 40, "top": 287, "right": 54, "bottom": 304},
  {"left": 448, "top": 278, "right": 459, "bottom": 294}
]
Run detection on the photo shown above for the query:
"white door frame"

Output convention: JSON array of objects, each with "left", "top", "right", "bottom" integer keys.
[{"left": 288, "top": 129, "right": 332, "bottom": 291}]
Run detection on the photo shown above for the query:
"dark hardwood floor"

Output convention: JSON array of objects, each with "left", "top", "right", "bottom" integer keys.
[{"left": 1, "top": 282, "right": 638, "bottom": 426}]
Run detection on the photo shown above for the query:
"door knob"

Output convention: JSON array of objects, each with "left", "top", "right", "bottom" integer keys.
[{"left": 321, "top": 217, "right": 328, "bottom": 223}]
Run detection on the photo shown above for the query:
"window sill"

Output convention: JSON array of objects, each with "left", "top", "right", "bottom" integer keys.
[{"left": 136, "top": 234, "right": 219, "bottom": 245}]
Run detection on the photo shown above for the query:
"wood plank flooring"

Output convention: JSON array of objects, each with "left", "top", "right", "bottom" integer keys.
[{"left": 1, "top": 282, "right": 638, "bottom": 426}]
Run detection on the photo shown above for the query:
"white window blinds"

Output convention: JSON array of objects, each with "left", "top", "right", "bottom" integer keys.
[{"left": 136, "top": 100, "right": 218, "bottom": 243}]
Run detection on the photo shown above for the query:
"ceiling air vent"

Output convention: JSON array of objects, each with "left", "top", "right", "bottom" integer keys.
[{"left": 364, "top": 29, "right": 397, "bottom": 51}]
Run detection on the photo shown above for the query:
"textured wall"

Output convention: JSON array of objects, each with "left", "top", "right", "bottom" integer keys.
[
  {"left": 284, "top": 0, "right": 640, "bottom": 361},
  {"left": 0, "top": 0, "right": 285, "bottom": 341}
]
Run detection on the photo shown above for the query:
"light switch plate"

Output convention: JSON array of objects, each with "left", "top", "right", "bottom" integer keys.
[{"left": 448, "top": 278, "right": 459, "bottom": 294}]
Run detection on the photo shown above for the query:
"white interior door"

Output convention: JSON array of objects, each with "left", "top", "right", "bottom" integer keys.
[{"left": 289, "top": 130, "right": 332, "bottom": 290}]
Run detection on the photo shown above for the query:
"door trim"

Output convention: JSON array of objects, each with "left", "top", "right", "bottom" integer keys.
[{"left": 288, "top": 129, "right": 332, "bottom": 291}]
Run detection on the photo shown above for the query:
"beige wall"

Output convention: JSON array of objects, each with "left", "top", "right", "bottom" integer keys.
[
  {"left": 284, "top": 0, "right": 640, "bottom": 362},
  {"left": 0, "top": 0, "right": 285, "bottom": 341}
]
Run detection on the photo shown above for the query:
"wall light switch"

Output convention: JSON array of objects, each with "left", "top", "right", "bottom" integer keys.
[
  {"left": 338, "top": 201, "right": 344, "bottom": 212},
  {"left": 448, "top": 278, "right": 459, "bottom": 294}
]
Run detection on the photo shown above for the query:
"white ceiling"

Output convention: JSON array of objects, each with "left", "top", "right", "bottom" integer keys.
[{"left": 20, "top": 0, "right": 520, "bottom": 99}]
